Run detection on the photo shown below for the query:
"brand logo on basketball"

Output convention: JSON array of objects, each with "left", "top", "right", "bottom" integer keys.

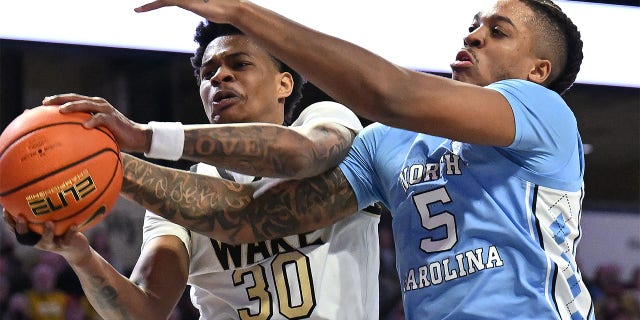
[{"left": 26, "top": 170, "right": 97, "bottom": 216}]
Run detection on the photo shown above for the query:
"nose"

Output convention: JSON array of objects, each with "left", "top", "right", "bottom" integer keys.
[
  {"left": 210, "top": 66, "right": 234, "bottom": 86},
  {"left": 463, "top": 27, "right": 484, "bottom": 48}
]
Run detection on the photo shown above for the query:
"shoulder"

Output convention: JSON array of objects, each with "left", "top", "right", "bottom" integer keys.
[
  {"left": 486, "top": 79, "right": 568, "bottom": 110},
  {"left": 358, "top": 122, "right": 411, "bottom": 142},
  {"left": 291, "top": 101, "right": 363, "bottom": 132},
  {"left": 142, "top": 211, "right": 191, "bottom": 255},
  {"left": 487, "top": 79, "right": 576, "bottom": 128}
]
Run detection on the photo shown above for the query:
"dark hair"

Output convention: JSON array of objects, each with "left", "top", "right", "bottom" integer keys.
[
  {"left": 190, "top": 21, "right": 306, "bottom": 124},
  {"left": 519, "top": 0, "right": 583, "bottom": 95}
]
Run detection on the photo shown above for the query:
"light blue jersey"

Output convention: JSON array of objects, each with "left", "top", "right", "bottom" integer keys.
[{"left": 339, "top": 79, "right": 595, "bottom": 319}]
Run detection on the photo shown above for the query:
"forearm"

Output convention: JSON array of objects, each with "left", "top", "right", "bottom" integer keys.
[
  {"left": 121, "top": 153, "right": 256, "bottom": 243},
  {"left": 182, "top": 123, "right": 353, "bottom": 178},
  {"left": 120, "top": 153, "right": 358, "bottom": 244},
  {"left": 69, "top": 248, "right": 157, "bottom": 320}
]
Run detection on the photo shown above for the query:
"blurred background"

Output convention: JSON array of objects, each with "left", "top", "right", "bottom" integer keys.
[{"left": 1, "top": 1, "right": 638, "bottom": 319}]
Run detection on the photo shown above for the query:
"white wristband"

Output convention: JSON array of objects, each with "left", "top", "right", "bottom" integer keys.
[{"left": 144, "top": 121, "right": 185, "bottom": 161}]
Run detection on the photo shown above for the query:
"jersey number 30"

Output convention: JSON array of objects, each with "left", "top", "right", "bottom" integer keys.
[{"left": 232, "top": 250, "right": 316, "bottom": 320}]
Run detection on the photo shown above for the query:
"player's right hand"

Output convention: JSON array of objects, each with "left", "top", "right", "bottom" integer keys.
[
  {"left": 3, "top": 209, "right": 92, "bottom": 265},
  {"left": 37, "top": 221, "right": 92, "bottom": 266},
  {"left": 3, "top": 209, "right": 41, "bottom": 246}
]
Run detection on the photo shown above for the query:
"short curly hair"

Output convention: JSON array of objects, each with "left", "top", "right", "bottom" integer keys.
[
  {"left": 190, "top": 21, "right": 306, "bottom": 123},
  {"left": 519, "top": 0, "right": 583, "bottom": 95}
]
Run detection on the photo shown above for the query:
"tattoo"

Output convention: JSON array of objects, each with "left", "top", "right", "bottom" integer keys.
[
  {"left": 122, "top": 154, "right": 252, "bottom": 242},
  {"left": 121, "top": 154, "right": 356, "bottom": 243},
  {"left": 87, "top": 275, "right": 132, "bottom": 319},
  {"left": 182, "top": 125, "right": 354, "bottom": 178},
  {"left": 245, "top": 167, "right": 356, "bottom": 241}
]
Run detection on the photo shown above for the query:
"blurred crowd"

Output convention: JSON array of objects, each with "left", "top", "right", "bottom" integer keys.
[
  {"left": 0, "top": 204, "right": 189, "bottom": 320},
  {"left": 1, "top": 209, "right": 638, "bottom": 320}
]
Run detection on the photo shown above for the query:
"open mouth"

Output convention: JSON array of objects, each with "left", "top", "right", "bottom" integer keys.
[
  {"left": 212, "top": 90, "right": 237, "bottom": 104},
  {"left": 456, "top": 50, "right": 475, "bottom": 63},
  {"left": 451, "top": 50, "right": 474, "bottom": 70}
]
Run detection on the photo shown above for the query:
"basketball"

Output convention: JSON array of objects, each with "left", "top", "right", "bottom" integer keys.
[{"left": 0, "top": 105, "right": 123, "bottom": 236}]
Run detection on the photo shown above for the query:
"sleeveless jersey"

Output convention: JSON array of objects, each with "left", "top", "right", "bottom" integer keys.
[
  {"left": 142, "top": 101, "right": 381, "bottom": 320},
  {"left": 339, "top": 80, "right": 595, "bottom": 320}
]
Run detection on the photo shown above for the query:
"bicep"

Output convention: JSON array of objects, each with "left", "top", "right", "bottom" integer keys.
[
  {"left": 384, "top": 73, "right": 516, "bottom": 146},
  {"left": 129, "top": 235, "right": 190, "bottom": 317}
]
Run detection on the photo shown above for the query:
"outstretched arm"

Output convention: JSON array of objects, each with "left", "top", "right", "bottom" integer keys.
[
  {"left": 120, "top": 153, "right": 359, "bottom": 244},
  {"left": 45, "top": 95, "right": 357, "bottom": 178},
  {"left": 2, "top": 213, "right": 189, "bottom": 319},
  {"left": 134, "top": 1, "right": 515, "bottom": 146},
  {"left": 180, "top": 120, "right": 355, "bottom": 179}
]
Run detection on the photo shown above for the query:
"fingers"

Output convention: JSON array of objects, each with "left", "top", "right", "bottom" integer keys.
[
  {"left": 2, "top": 209, "right": 16, "bottom": 232},
  {"left": 10, "top": 215, "right": 42, "bottom": 246},
  {"left": 57, "top": 99, "right": 109, "bottom": 115},
  {"left": 43, "top": 94, "right": 108, "bottom": 114},
  {"left": 13, "top": 215, "right": 29, "bottom": 234},
  {"left": 134, "top": 1, "right": 170, "bottom": 13},
  {"left": 42, "top": 93, "right": 93, "bottom": 106},
  {"left": 39, "top": 221, "right": 55, "bottom": 246},
  {"left": 4, "top": 211, "right": 79, "bottom": 250},
  {"left": 43, "top": 94, "right": 112, "bottom": 129}
]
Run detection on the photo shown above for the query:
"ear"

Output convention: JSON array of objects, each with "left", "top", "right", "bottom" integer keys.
[
  {"left": 277, "top": 72, "right": 294, "bottom": 101},
  {"left": 527, "top": 59, "right": 552, "bottom": 85}
]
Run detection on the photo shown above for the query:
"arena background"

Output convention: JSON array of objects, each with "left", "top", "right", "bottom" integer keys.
[{"left": 0, "top": 1, "right": 638, "bottom": 318}]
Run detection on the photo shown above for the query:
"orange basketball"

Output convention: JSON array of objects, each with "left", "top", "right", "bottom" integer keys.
[{"left": 0, "top": 105, "right": 123, "bottom": 236}]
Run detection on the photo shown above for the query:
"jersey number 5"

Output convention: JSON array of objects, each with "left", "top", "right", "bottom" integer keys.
[
  {"left": 413, "top": 187, "right": 458, "bottom": 253},
  {"left": 232, "top": 250, "right": 316, "bottom": 320}
]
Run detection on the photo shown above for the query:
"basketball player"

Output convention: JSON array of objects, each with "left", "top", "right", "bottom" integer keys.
[
  {"left": 118, "top": 0, "right": 595, "bottom": 318},
  {"left": 6, "top": 22, "right": 381, "bottom": 319}
]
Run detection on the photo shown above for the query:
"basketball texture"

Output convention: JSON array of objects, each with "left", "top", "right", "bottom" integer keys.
[{"left": 0, "top": 106, "right": 123, "bottom": 236}]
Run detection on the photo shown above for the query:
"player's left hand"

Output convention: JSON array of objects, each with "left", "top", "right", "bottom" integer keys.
[{"left": 43, "top": 93, "right": 151, "bottom": 154}]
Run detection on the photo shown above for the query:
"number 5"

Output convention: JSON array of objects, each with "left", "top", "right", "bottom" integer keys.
[{"left": 412, "top": 187, "right": 458, "bottom": 253}]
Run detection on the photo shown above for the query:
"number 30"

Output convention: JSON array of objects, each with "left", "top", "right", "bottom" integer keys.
[{"left": 233, "top": 251, "right": 316, "bottom": 319}]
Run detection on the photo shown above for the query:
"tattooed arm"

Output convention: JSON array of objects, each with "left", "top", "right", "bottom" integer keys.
[
  {"left": 121, "top": 153, "right": 359, "bottom": 244},
  {"left": 181, "top": 120, "right": 355, "bottom": 178},
  {"left": 3, "top": 214, "right": 189, "bottom": 319},
  {"left": 44, "top": 94, "right": 358, "bottom": 179}
]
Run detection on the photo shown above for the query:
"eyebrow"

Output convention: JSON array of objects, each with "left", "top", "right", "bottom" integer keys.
[
  {"left": 473, "top": 12, "right": 517, "bottom": 29},
  {"left": 201, "top": 51, "right": 251, "bottom": 68}
]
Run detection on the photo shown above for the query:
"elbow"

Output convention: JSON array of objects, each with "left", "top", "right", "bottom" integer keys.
[
  {"left": 282, "top": 141, "right": 349, "bottom": 179},
  {"left": 286, "top": 156, "right": 340, "bottom": 179},
  {"left": 286, "top": 157, "right": 318, "bottom": 179},
  {"left": 276, "top": 147, "right": 325, "bottom": 179}
]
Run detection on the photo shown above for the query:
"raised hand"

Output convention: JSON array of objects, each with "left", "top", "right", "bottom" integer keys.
[
  {"left": 42, "top": 93, "right": 151, "bottom": 154},
  {"left": 133, "top": 0, "right": 181, "bottom": 13},
  {"left": 133, "top": 0, "right": 237, "bottom": 25}
]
